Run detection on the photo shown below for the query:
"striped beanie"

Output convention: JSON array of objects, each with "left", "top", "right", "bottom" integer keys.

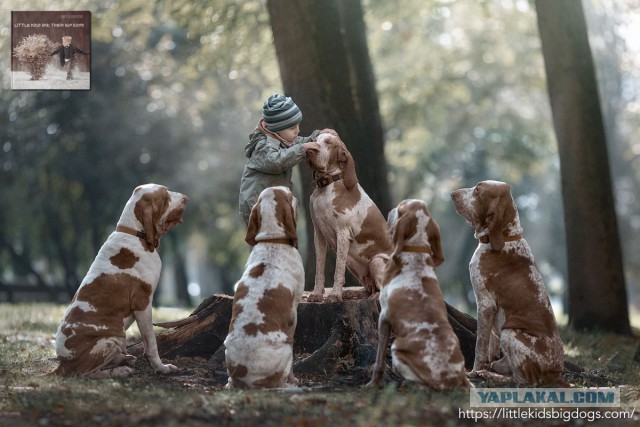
[{"left": 262, "top": 94, "right": 303, "bottom": 132}]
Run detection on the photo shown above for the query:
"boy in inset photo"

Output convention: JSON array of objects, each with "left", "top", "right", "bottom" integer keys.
[{"left": 50, "top": 36, "right": 88, "bottom": 80}]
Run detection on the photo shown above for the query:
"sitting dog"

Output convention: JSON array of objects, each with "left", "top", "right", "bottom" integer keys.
[
  {"left": 306, "top": 129, "right": 392, "bottom": 302},
  {"left": 53, "top": 184, "right": 188, "bottom": 378},
  {"left": 451, "top": 180, "right": 565, "bottom": 385},
  {"left": 225, "top": 186, "right": 304, "bottom": 388},
  {"left": 368, "top": 199, "right": 470, "bottom": 390}
]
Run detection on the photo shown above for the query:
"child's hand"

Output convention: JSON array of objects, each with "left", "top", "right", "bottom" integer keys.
[{"left": 303, "top": 141, "right": 320, "bottom": 153}]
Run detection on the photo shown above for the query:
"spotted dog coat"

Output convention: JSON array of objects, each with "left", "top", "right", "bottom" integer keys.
[
  {"left": 451, "top": 180, "right": 565, "bottom": 385},
  {"left": 306, "top": 129, "right": 392, "bottom": 302},
  {"left": 53, "top": 184, "right": 188, "bottom": 378},
  {"left": 368, "top": 199, "right": 470, "bottom": 390},
  {"left": 225, "top": 186, "right": 304, "bottom": 389}
]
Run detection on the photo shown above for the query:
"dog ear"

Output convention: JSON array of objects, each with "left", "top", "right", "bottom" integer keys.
[
  {"left": 245, "top": 200, "right": 262, "bottom": 246},
  {"left": 275, "top": 191, "right": 299, "bottom": 248},
  {"left": 140, "top": 202, "right": 157, "bottom": 252},
  {"left": 135, "top": 190, "right": 169, "bottom": 252},
  {"left": 427, "top": 216, "right": 445, "bottom": 266},
  {"left": 486, "top": 198, "right": 505, "bottom": 251},
  {"left": 486, "top": 188, "right": 515, "bottom": 252},
  {"left": 390, "top": 215, "right": 407, "bottom": 260},
  {"left": 390, "top": 205, "right": 415, "bottom": 259},
  {"left": 338, "top": 146, "right": 358, "bottom": 190}
]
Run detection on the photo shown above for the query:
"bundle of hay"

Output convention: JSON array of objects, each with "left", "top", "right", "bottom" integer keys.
[{"left": 13, "top": 34, "right": 55, "bottom": 80}]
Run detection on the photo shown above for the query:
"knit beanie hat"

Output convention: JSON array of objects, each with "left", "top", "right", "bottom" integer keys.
[{"left": 262, "top": 94, "right": 303, "bottom": 132}]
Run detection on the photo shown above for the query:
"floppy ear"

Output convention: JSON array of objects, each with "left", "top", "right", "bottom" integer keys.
[
  {"left": 245, "top": 201, "right": 261, "bottom": 246},
  {"left": 486, "top": 191, "right": 516, "bottom": 252},
  {"left": 135, "top": 194, "right": 160, "bottom": 252},
  {"left": 427, "top": 217, "right": 445, "bottom": 266},
  {"left": 276, "top": 193, "right": 299, "bottom": 248},
  {"left": 338, "top": 146, "right": 358, "bottom": 190},
  {"left": 390, "top": 207, "right": 416, "bottom": 259},
  {"left": 390, "top": 214, "right": 408, "bottom": 260}
]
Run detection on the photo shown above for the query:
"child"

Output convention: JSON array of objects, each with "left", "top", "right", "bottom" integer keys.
[
  {"left": 50, "top": 36, "right": 88, "bottom": 80},
  {"left": 239, "top": 94, "right": 320, "bottom": 226}
]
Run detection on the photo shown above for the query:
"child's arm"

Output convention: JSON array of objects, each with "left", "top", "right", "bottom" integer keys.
[{"left": 250, "top": 139, "right": 307, "bottom": 174}]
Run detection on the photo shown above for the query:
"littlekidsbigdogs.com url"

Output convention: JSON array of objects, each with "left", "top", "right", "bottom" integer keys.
[
  {"left": 458, "top": 407, "right": 636, "bottom": 423},
  {"left": 462, "top": 388, "right": 636, "bottom": 423}
]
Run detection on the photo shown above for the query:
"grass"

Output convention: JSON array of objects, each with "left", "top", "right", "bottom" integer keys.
[{"left": 1, "top": 303, "right": 639, "bottom": 426}]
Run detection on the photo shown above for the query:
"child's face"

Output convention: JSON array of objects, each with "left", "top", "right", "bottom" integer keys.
[
  {"left": 62, "top": 38, "right": 71, "bottom": 47},
  {"left": 276, "top": 124, "right": 300, "bottom": 143}
]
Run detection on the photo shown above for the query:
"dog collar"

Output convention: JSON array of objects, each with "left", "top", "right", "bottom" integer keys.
[
  {"left": 116, "top": 225, "right": 147, "bottom": 239},
  {"left": 479, "top": 234, "right": 522, "bottom": 244},
  {"left": 315, "top": 173, "right": 343, "bottom": 188},
  {"left": 256, "top": 237, "right": 298, "bottom": 249},
  {"left": 401, "top": 245, "right": 431, "bottom": 253}
]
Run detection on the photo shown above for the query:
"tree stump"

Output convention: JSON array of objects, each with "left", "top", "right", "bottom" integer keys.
[{"left": 128, "top": 287, "right": 479, "bottom": 373}]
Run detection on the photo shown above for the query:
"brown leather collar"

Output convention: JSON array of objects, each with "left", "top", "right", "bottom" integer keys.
[
  {"left": 315, "top": 173, "right": 342, "bottom": 188},
  {"left": 401, "top": 245, "right": 431, "bottom": 253},
  {"left": 257, "top": 238, "right": 298, "bottom": 248},
  {"left": 479, "top": 234, "right": 522, "bottom": 244},
  {"left": 116, "top": 224, "right": 146, "bottom": 239}
]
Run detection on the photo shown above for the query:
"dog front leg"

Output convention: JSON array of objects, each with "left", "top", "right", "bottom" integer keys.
[
  {"left": 326, "top": 231, "right": 350, "bottom": 302},
  {"left": 308, "top": 227, "right": 327, "bottom": 302},
  {"left": 134, "top": 305, "right": 178, "bottom": 374},
  {"left": 366, "top": 314, "right": 391, "bottom": 388},
  {"left": 471, "top": 302, "right": 497, "bottom": 375}
]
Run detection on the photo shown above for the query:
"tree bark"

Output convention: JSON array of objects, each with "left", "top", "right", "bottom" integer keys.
[
  {"left": 535, "top": 0, "right": 631, "bottom": 334},
  {"left": 267, "top": 0, "right": 391, "bottom": 288},
  {"left": 132, "top": 289, "right": 479, "bottom": 372}
]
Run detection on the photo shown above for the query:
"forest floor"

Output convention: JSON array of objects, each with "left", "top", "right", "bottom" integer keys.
[{"left": 1, "top": 303, "right": 639, "bottom": 426}]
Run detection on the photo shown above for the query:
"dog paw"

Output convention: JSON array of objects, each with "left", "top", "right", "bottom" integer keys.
[
  {"left": 287, "top": 374, "right": 299, "bottom": 386},
  {"left": 307, "top": 292, "right": 324, "bottom": 303},
  {"left": 110, "top": 366, "right": 134, "bottom": 378},
  {"left": 325, "top": 292, "right": 342, "bottom": 302},
  {"left": 123, "top": 354, "right": 137, "bottom": 367},
  {"left": 155, "top": 363, "right": 178, "bottom": 374}
]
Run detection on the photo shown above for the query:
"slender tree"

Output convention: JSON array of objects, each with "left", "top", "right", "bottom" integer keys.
[
  {"left": 535, "top": 0, "right": 631, "bottom": 334},
  {"left": 266, "top": 0, "right": 391, "bottom": 287}
]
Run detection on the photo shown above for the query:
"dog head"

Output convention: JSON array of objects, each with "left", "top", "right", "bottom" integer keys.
[
  {"left": 451, "top": 180, "right": 518, "bottom": 251},
  {"left": 246, "top": 186, "right": 298, "bottom": 247},
  {"left": 387, "top": 199, "right": 444, "bottom": 266},
  {"left": 126, "top": 184, "right": 188, "bottom": 252},
  {"left": 306, "top": 129, "right": 358, "bottom": 190}
]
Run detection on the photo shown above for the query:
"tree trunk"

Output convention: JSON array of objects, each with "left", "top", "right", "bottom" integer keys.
[
  {"left": 131, "top": 289, "right": 479, "bottom": 373},
  {"left": 267, "top": 0, "right": 391, "bottom": 288},
  {"left": 535, "top": 0, "right": 630, "bottom": 334}
]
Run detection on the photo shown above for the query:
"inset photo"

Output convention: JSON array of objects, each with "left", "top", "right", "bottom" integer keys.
[{"left": 11, "top": 11, "right": 91, "bottom": 90}]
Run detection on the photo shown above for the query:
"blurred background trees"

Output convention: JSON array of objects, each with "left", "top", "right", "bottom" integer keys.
[{"left": 2, "top": 0, "right": 640, "bottom": 331}]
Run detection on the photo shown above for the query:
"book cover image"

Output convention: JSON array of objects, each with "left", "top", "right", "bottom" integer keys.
[{"left": 11, "top": 11, "right": 91, "bottom": 90}]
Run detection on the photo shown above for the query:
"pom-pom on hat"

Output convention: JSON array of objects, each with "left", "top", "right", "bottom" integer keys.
[{"left": 262, "top": 94, "right": 303, "bottom": 132}]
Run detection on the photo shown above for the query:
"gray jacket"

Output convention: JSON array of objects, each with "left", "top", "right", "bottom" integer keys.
[{"left": 239, "top": 130, "right": 312, "bottom": 225}]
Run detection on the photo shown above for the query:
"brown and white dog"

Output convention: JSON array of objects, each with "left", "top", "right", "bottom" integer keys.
[
  {"left": 368, "top": 199, "right": 470, "bottom": 390},
  {"left": 306, "top": 129, "right": 392, "bottom": 302},
  {"left": 225, "top": 186, "right": 304, "bottom": 389},
  {"left": 451, "top": 180, "right": 565, "bottom": 385},
  {"left": 53, "top": 184, "right": 188, "bottom": 378}
]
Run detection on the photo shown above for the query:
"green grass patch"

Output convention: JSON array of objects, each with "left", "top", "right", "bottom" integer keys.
[{"left": 1, "top": 303, "right": 639, "bottom": 426}]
